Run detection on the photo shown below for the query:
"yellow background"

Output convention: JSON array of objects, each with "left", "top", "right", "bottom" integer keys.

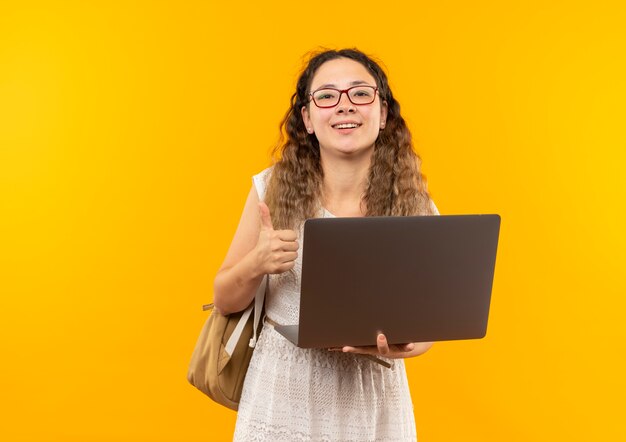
[{"left": 1, "top": 1, "right": 625, "bottom": 441}]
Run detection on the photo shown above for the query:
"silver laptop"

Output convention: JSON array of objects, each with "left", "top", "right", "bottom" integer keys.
[{"left": 274, "top": 214, "right": 501, "bottom": 348}]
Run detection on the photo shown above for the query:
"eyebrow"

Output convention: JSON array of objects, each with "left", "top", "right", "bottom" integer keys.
[{"left": 315, "top": 80, "right": 372, "bottom": 89}]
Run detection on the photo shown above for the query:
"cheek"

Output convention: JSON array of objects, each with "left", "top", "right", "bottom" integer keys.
[
  {"left": 371, "top": 108, "right": 382, "bottom": 123},
  {"left": 311, "top": 110, "right": 333, "bottom": 126},
  {"left": 365, "top": 110, "right": 381, "bottom": 128}
]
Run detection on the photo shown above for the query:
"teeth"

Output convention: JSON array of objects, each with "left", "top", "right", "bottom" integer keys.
[{"left": 334, "top": 123, "right": 359, "bottom": 129}]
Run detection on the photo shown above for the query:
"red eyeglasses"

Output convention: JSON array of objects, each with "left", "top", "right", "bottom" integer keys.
[{"left": 309, "top": 85, "right": 379, "bottom": 108}]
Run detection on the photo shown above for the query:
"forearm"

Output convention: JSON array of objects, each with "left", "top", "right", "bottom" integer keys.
[{"left": 213, "top": 249, "right": 265, "bottom": 315}]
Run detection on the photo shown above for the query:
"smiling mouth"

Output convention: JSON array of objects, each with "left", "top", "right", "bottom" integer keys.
[{"left": 332, "top": 123, "right": 362, "bottom": 129}]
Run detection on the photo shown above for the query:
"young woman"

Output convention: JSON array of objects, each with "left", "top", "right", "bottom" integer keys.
[{"left": 213, "top": 48, "right": 439, "bottom": 441}]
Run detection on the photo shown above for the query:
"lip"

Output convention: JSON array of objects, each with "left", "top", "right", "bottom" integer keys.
[{"left": 331, "top": 121, "right": 362, "bottom": 130}]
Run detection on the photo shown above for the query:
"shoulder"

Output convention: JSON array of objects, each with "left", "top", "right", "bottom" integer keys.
[
  {"left": 429, "top": 199, "right": 440, "bottom": 215},
  {"left": 252, "top": 165, "right": 274, "bottom": 201}
]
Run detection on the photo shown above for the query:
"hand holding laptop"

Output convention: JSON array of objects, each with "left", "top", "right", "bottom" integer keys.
[{"left": 329, "top": 333, "right": 433, "bottom": 359}]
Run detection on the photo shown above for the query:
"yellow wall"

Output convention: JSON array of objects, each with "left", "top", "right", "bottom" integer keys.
[{"left": 1, "top": 1, "right": 624, "bottom": 440}]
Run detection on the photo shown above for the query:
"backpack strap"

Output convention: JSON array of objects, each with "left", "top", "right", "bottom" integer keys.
[
  {"left": 249, "top": 275, "right": 267, "bottom": 348},
  {"left": 223, "top": 275, "right": 267, "bottom": 356}
]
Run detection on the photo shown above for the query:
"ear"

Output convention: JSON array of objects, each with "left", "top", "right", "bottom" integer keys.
[
  {"left": 301, "top": 105, "right": 312, "bottom": 133},
  {"left": 380, "top": 100, "right": 388, "bottom": 127}
]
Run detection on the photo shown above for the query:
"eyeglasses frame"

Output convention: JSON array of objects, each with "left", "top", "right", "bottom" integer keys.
[{"left": 308, "top": 85, "right": 379, "bottom": 109}]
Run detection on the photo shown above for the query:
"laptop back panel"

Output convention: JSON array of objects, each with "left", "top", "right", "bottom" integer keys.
[{"left": 297, "top": 214, "right": 500, "bottom": 348}]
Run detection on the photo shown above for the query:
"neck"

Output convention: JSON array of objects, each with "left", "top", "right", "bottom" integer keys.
[{"left": 319, "top": 151, "right": 373, "bottom": 214}]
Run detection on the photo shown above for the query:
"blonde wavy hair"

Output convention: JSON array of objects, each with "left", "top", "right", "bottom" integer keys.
[{"left": 265, "top": 48, "right": 435, "bottom": 230}]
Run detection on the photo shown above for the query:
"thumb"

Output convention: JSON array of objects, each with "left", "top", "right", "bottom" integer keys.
[{"left": 258, "top": 201, "right": 274, "bottom": 231}]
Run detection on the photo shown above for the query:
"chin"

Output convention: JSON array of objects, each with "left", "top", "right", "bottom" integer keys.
[
  {"left": 320, "top": 140, "right": 375, "bottom": 156},
  {"left": 322, "top": 147, "right": 364, "bottom": 157},
  {"left": 339, "top": 144, "right": 375, "bottom": 156}
]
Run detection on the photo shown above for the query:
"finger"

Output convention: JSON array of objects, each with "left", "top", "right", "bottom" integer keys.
[
  {"left": 276, "top": 229, "right": 298, "bottom": 242},
  {"left": 342, "top": 346, "right": 378, "bottom": 355},
  {"left": 258, "top": 202, "right": 274, "bottom": 231},
  {"left": 280, "top": 240, "right": 299, "bottom": 252},
  {"left": 389, "top": 343, "right": 414, "bottom": 353},
  {"left": 377, "top": 334, "right": 390, "bottom": 356},
  {"left": 276, "top": 261, "right": 295, "bottom": 273},
  {"left": 280, "top": 252, "right": 298, "bottom": 263}
]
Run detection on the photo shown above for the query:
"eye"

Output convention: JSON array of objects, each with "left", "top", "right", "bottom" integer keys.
[
  {"left": 352, "top": 88, "right": 373, "bottom": 97},
  {"left": 314, "top": 90, "right": 338, "bottom": 101}
]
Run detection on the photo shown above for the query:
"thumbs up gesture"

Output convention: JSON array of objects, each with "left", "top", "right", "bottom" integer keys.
[{"left": 255, "top": 202, "right": 299, "bottom": 274}]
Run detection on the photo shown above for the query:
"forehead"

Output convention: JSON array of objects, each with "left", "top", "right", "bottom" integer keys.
[{"left": 310, "top": 57, "right": 376, "bottom": 90}]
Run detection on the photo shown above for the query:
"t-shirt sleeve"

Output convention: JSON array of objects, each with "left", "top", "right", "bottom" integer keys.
[{"left": 252, "top": 166, "right": 273, "bottom": 202}]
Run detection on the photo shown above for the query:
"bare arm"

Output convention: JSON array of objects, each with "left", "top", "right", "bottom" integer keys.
[{"left": 213, "top": 184, "right": 299, "bottom": 315}]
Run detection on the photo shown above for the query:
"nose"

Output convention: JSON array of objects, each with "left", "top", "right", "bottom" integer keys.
[{"left": 335, "top": 91, "right": 356, "bottom": 113}]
